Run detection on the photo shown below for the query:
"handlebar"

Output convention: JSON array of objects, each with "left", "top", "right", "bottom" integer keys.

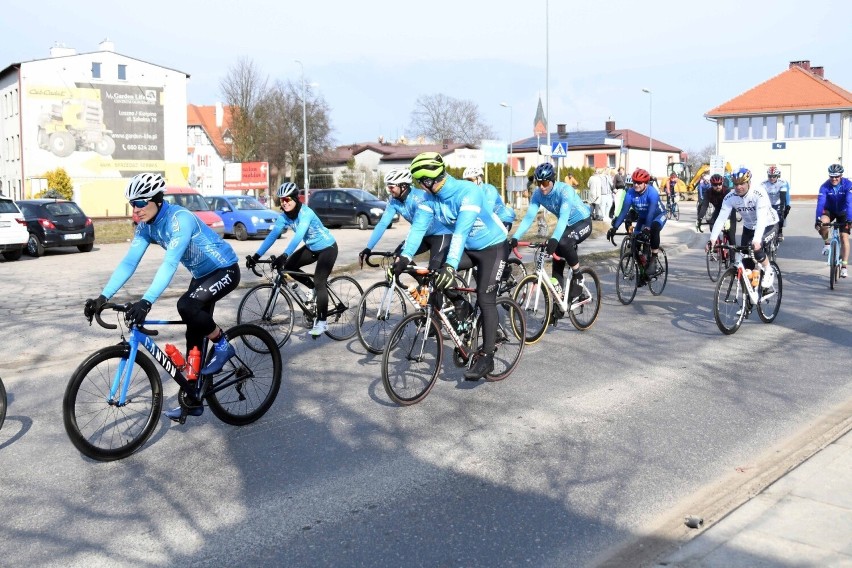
[
  {"left": 248, "top": 255, "right": 279, "bottom": 278},
  {"left": 362, "top": 251, "right": 395, "bottom": 269},
  {"left": 91, "top": 302, "right": 157, "bottom": 336},
  {"left": 513, "top": 241, "right": 563, "bottom": 261}
]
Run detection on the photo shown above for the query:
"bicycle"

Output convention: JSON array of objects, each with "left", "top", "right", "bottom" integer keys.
[
  {"left": 511, "top": 241, "right": 601, "bottom": 343},
  {"left": 706, "top": 227, "right": 733, "bottom": 283},
  {"left": 0, "top": 376, "right": 6, "bottom": 432},
  {"left": 63, "top": 303, "right": 283, "bottom": 461},
  {"left": 238, "top": 257, "right": 363, "bottom": 345},
  {"left": 713, "top": 244, "right": 782, "bottom": 335},
  {"left": 609, "top": 230, "right": 668, "bottom": 305},
  {"left": 820, "top": 221, "right": 846, "bottom": 290},
  {"left": 381, "top": 267, "right": 526, "bottom": 406},
  {"left": 665, "top": 194, "right": 680, "bottom": 221}
]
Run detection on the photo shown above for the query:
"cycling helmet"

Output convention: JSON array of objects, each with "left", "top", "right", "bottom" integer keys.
[
  {"left": 125, "top": 173, "right": 166, "bottom": 201},
  {"left": 533, "top": 163, "right": 556, "bottom": 182},
  {"left": 767, "top": 166, "right": 781, "bottom": 177},
  {"left": 277, "top": 182, "right": 298, "bottom": 199},
  {"left": 384, "top": 169, "right": 412, "bottom": 186},
  {"left": 631, "top": 168, "right": 651, "bottom": 184},
  {"left": 709, "top": 173, "right": 725, "bottom": 186},
  {"left": 731, "top": 167, "right": 752, "bottom": 185},
  {"left": 828, "top": 163, "right": 844, "bottom": 177},
  {"left": 410, "top": 152, "right": 445, "bottom": 180},
  {"left": 462, "top": 166, "right": 484, "bottom": 180}
]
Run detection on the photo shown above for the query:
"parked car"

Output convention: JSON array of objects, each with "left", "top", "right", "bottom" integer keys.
[
  {"left": 204, "top": 195, "right": 280, "bottom": 240},
  {"left": 0, "top": 197, "right": 28, "bottom": 261},
  {"left": 308, "top": 188, "right": 398, "bottom": 230},
  {"left": 16, "top": 199, "right": 96, "bottom": 257},
  {"left": 162, "top": 187, "right": 225, "bottom": 236}
]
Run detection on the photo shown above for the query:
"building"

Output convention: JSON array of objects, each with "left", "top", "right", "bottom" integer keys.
[
  {"left": 0, "top": 41, "right": 189, "bottom": 215},
  {"left": 706, "top": 60, "right": 852, "bottom": 197},
  {"left": 187, "top": 102, "right": 234, "bottom": 195}
]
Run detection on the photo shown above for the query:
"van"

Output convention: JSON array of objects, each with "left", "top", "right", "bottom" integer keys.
[{"left": 162, "top": 187, "right": 225, "bottom": 236}]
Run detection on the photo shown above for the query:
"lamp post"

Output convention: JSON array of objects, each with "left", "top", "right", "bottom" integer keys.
[
  {"left": 295, "top": 60, "right": 309, "bottom": 205},
  {"left": 641, "top": 88, "right": 652, "bottom": 172},
  {"left": 500, "top": 102, "right": 513, "bottom": 201}
]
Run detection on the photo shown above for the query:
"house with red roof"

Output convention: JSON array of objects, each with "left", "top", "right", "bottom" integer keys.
[
  {"left": 705, "top": 60, "right": 852, "bottom": 197},
  {"left": 186, "top": 102, "right": 234, "bottom": 194}
]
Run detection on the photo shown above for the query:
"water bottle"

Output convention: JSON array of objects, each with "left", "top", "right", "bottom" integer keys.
[
  {"left": 186, "top": 346, "right": 201, "bottom": 381},
  {"left": 407, "top": 284, "right": 420, "bottom": 303},
  {"left": 550, "top": 277, "right": 563, "bottom": 299},
  {"left": 164, "top": 343, "right": 186, "bottom": 368}
]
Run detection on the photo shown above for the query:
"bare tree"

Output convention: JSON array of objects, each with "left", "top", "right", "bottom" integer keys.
[
  {"left": 409, "top": 94, "right": 495, "bottom": 145},
  {"left": 219, "top": 58, "right": 270, "bottom": 162},
  {"left": 685, "top": 143, "right": 716, "bottom": 171}
]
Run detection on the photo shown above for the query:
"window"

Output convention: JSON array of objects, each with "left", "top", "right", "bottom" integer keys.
[
  {"left": 764, "top": 116, "right": 776, "bottom": 140},
  {"left": 585, "top": 155, "right": 594, "bottom": 167},
  {"left": 829, "top": 112, "right": 841, "bottom": 137},
  {"left": 92, "top": 62, "right": 101, "bottom": 79},
  {"left": 797, "top": 114, "right": 812, "bottom": 138},
  {"left": 724, "top": 118, "right": 735, "bottom": 141},
  {"left": 737, "top": 117, "right": 750, "bottom": 140},
  {"left": 608, "top": 154, "right": 616, "bottom": 168},
  {"left": 784, "top": 115, "right": 795, "bottom": 138},
  {"left": 118, "top": 64, "right": 126, "bottom": 81},
  {"left": 813, "top": 113, "right": 827, "bottom": 137}
]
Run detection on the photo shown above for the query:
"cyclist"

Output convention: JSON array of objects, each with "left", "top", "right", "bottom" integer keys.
[
  {"left": 462, "top": 166, "right": 516, "bottom": 230},
  {"left": 705, "top": 167, "right": 779, "bottom": 288},
  {"left": 509, "top": 162, "right": 593, "bottom": 316},
  {"left": 83, "top": 173, "right": 241, "bottom": 421},
  {"left": 703, "top": 173, "right": 737, "bottom": 251},
  {"left": 396, "top": 152, "right": 508, "bottom": 380},
  {"left": 762, "top": 166, "right": 791, "bottom": 242},
  {"left": 695, "top": 174, "right": 712, "bottom": 232},
  {"left": 607, "top": 168, "right": 667, "bottom": 278},
  {"left": 359, "top": 169, "right": 452, "bottom": 271},
  {"left": 665, "top": 173, "right": 679, "bottom": 211},
  {"left": 246, "top": 182, "right": 337, "bottom": 337},
  {"left": 815, "top": 163, "right": 852, "bottom": 278}
]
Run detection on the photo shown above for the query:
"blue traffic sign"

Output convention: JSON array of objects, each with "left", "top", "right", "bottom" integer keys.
[{"left": 551, "top": 142, "right": 568, "bottom": 157}]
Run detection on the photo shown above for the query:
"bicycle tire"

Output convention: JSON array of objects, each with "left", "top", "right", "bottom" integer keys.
[
  {"left": 237, "top": 283, "right": 294, "bottom": 349},
  {"left": 205, "top": 324, "right": 282, "bottom": 425},
  {"left": 568, "top": 268, "right": 601, "bottom": 331},
  {"left": 757, "top": 262, "right": 782, "bottom": 323},
  {"left": 499, "top": 257, "right": 527, "bottom": 296},
  {"left": 829, "top": 240, "right": 839, "bottom": 290},
  {"left": 706, "top": 246, "right": 723, "bottom": 282},
  {"left": 512, "top": 274, "right": 551, "bottom": 344},
  {"left": 714, "top": 268, "right": 745, "bottom": 335},
  {"left": 615, "top": 254, "right": 638, "bottom": 305},
  {"left": 649, "top": 248, "right": 668, "bottom": 296},
  {"left": 63, "top": 345, "right": 162, "bottom": 461},
  {"left": 0, "top": 376, "right": 6, "bottom": 432},
  {"left": 470, "top": 296, "right": 526, "bottom": 382},
  {"left": 325, "top": 275, "right": 364, "bottom": 340},
  {"left": 673, "top": 203, "right": 680, "bottom": 221},
  {"left": 356, "top": 281, "right": 408, "bottom": 354},
  {"left": 381, "top": 312, "right": 443, "bottom": 405}
]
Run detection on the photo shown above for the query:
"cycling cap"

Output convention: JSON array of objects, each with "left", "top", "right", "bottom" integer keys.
[
  {"left": 410, "top": 152, "right": 445, "bottom": 180},
  {"left": 709, "top": 173, "right": 725, "bottom": 185},
  {"left": 462, "top": 166, "right": 484, "bottom": 180},
  {"left": 125, "top": 173, "right": 166, "bottom": 201},
  {"left": 828, "top": 163, "right": 844, "bottom": 177},
  {"left": 731, "top": 167, "right": 752, "bottom": 184},
  {"left": 277, "top": 182, "right": 298, "bottom": 199},
  {"left": 631, "top": 168, "right": 651, "bottom": 184},
  {"left": 384, "top": 169, "right": 412, "bottom": 185},
  {"left": 767, "top": 166, "right": 781, "bottom": 177},
  {"left": 533, "top": 163, "right": 556, "bottom": 182}
]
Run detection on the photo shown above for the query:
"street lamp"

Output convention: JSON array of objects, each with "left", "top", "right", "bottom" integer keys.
[
  {"left": 500, "top": 102, "right": 513, "bottom": 200},
  {"left": 295, "top": 59, "right": 309, "bottom": 205},
  {"left": 642, "top": 88, "right": 652, "bottom": 172}
]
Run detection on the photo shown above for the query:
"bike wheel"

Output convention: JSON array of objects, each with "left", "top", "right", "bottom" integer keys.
[
  {"left": 0, "top": 377, "right": 6, "bottom": 432},
  {"left": 649, "top": 248, "right": 668, "bottom": 296},
  {"left": 470, "top": 297, "right": 526, "bottom": 382},
  {"left": 499, "top": 257, "right": 527, "bottom": 295},
  {"left": 619, "top": 236, "right": 632, "bottom": 273},
  {"left": 356, "top": 281, "right": 408, "bottom": 354},
  {"left": 512, "top": 274, "right": 551, "bottom": 344},
  {"left": 829, "top": 240, "right": 839, "bottom": 290},
  {"left": 615, "top": 254, "right": 638, "bottom": 305},
  {"left": 63, "top": 345, "right": 162, "bottom": 461},
  {"left": 714, "top": 268, "right": 745, "bottom": 335},
  {"left": 706, "top": 246, "right": 723, "bottom": 282},
  {"left": 205, "top": 324, "right": 282, "bottom": 425},
  {"left": 237, "top": 283, "right": 294, "bottom": 349},
  {"left": 757, "top": 262, "right": 783, "bottom": 323},
  {"left": 381, "top": 313, "right": 443, "bottom": 405},
  {"left": 673, "top": 203, "right": 680, "bottom": 221},
  {"left": 325, "top": 275, "right": 364, "bottom": 340},
  {"left": 568, "top": 268, "right": 602, "bottom": 331}
]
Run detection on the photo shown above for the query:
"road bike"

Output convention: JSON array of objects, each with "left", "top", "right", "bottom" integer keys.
[
  {"left": 609, "top": 230, "right": 668, "bottom": 305},
  {"left": 0, "top": 376, "right": 6, "bottom": 432},
  {"left": 381, "top": 267, "right": 526, "bottom": 406},
  {"left": 706, "top": 228, "right": 733, "bottom": 283},
  {"left": 820, "top": 221, "right": 845, "bottom": 290},
  {"left": 665, "top": 194, "right": 680, "bottom": 221},
  {"left": 239, "top": 257, "right": 363, "bottom": 345},
  {"left": 511, "top": 241, "right": 601, "bottom": 343},
  {"left": 713, "top": 244, "right": 782, "bottom": 335},
  {"left": 64, "top": 303, "right": 283, "bottom": 461}
]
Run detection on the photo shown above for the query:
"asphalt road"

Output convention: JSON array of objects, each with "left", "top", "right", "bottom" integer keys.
[{"left": 0, "top": 206, "right": 850, "bottom": 567}]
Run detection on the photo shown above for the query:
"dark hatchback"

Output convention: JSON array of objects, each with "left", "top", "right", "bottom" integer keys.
[
  {"left": 309, "top": 188, "right": 397, "bottom": 230},
  {"left": 16, "top": 199, "right": 95, "bottom": 257}
]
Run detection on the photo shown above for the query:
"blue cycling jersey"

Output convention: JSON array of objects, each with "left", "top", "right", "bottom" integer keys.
[
  {"left": 761, "top": 178, "right": 791, "bottom": 207},
  {"left": 481, "top": 183, "right": 516, "bottom": 224},
  {"left": 102, "top": 202, "right": 238, "bottom": 303},
  {"left": 365, "top": 187, "right": 451, "bottom": 250},
  {"left": 256, "top": 204, "right": 335, "bottom": 258},
  {"left": 402, "top": 175, "right": 508, "bottom": 269},
  {"left": 613, "top": 185, "right": 666, "bottom": 230},
  {"left": 512, "top": 181, "right": 590, "bottom": 241},
  {"left": 815, "top": 177, "right": 852, "bottom": 219}
]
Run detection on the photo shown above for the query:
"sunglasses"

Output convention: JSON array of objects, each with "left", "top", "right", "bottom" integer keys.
[
  {"left": 281, "top": 196, "right": 293, "bottom": 203},
  {"left": 386, "top": 183, "right": 399, "bottom": 189},
  {"left": 129, "top": 199, "right": 150, "bottom": 208},
  {"left": 418, "top": 178, "right": 436, "bottom": 188},
  {"left": 769, "top": 175, "right": 779, "bottom": 178}
]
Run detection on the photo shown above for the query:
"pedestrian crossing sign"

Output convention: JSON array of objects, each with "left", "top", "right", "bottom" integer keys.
[{"left": 551, "top": 142, "right": 568, "bottom": 157}]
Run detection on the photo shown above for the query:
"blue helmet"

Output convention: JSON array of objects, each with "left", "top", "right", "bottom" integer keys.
[
  {"left": 828, "top": 163, "right": 844, "bottom": 177},
  {"left": 533, "top": 163, "right": 556, "bottom": 182},
  {"left": 731, "top": 167, "right": 752, "bottom": 185}
]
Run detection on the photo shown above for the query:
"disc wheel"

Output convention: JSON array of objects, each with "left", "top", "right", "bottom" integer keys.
[
  {"left": 568, "top": 268, "right": 601, "bottom": 331},
  {"left": 714, "top": 268, "right": 745, "bottom": 335},
  {"left": 757, "top": 262, "right": 782, "bottom": 323},
  {"left": 512, "top": 274, "right": 551, "bottom": 344}
]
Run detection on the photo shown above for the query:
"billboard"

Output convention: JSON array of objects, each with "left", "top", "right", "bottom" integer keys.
[{"left": 224, "top": 162, "right": 269, "bottom": 191}]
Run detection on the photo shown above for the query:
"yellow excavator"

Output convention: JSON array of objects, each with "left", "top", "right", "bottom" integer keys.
[{"left": 666, "top": 161, "right": 732, "bottom": 200}]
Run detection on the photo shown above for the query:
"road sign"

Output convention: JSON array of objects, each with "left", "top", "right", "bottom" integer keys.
[
  {"left": 551, "top": 142, "right": 568, "bottom": 157},
  {"left": 772, "top": 142, "right": 787, "bottom": 150},
  {"left": 224, "top": 161, "right": 269, "bottom": 191},
  {"left": 482, "top": 140, "right": 507, "bottom": 163}
]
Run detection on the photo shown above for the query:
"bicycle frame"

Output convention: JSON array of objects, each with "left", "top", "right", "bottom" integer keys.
[
  {"left": 521, "top": 246, "right": 573, "bottom": 313},
  {"left": 253, "top": 261, "right": 346, "bottom": 321},
  {"left": 727, "top": 249, "right": 774, "bottom": 308}
]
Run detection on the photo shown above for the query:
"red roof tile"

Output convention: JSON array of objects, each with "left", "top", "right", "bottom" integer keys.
[{"left": 187, "top": 104, "right": 234, "bottom": 158}]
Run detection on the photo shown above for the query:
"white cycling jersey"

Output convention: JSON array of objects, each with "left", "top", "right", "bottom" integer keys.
[
  {"left": 709, "top": 186, "right": 779, "bottom": 245},
  {"left": 760, "top": 178, "right": 791, "bottom": 207}
]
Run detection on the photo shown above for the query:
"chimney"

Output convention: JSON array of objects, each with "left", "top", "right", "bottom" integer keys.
[
  {"left": 605, "top": 120, "right": 615, "bottom": 132},
  {"left": 49, "top": 42, "right": 76, "bottom": 57},
  {"left": 789, "top": 60, "right": 811, "bottom": 71},
  {"left": 557, "top": 124, "right": 566, "bottom": 136},
  {"left": 98, "top": 38, "right": 115, "bottom": 52},
  {"left": 811, "top": 66, "right": 825, "bottom": 78},
  {"left": 215, "top": 102, "right": 224, "bottom": 128},
  {"left": 442, "top": 138, "right": 450, "bottom": 149}
]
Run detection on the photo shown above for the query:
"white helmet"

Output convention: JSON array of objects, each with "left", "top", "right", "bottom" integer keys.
[
  {"left": 463, "top": 166, "right": 484, "bottom": 180},
  {"left": 277, "top": 182, "right": 298, "bottom": 199},
  {"left": 384, "top": 169, "right": 412, "bottom": 185},
  {"left": 125, "top": 173, "right": 165, "bottom": 201}
]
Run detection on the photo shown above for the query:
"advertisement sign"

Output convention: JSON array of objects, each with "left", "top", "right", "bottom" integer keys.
[
  {"left": 482, "top": 140, "right": 508, "bottom": 164},
  {"left": 224, "top": 162, "right": 269, "bottom": 191}
]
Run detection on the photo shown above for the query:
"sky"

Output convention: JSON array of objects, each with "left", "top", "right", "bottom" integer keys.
[{"left": 3, "top": 0, "right": 851, "bottom": 157}]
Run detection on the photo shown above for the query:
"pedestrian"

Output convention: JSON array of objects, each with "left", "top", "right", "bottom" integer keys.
[
  {"left": 587, "top": 169, "right": 603, "bottom": 220},
  {"left": 599, "top": 168, "right": 614, "bottom": 225}
]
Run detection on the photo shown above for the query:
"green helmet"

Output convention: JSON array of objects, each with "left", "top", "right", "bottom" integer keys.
[{"left": 410, "top": 152, "right": 445, "bottom": 180}]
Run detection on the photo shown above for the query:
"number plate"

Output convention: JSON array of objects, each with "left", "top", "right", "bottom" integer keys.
[{"left": 63, "top": 233, "right": 83, "bottom": 240}]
